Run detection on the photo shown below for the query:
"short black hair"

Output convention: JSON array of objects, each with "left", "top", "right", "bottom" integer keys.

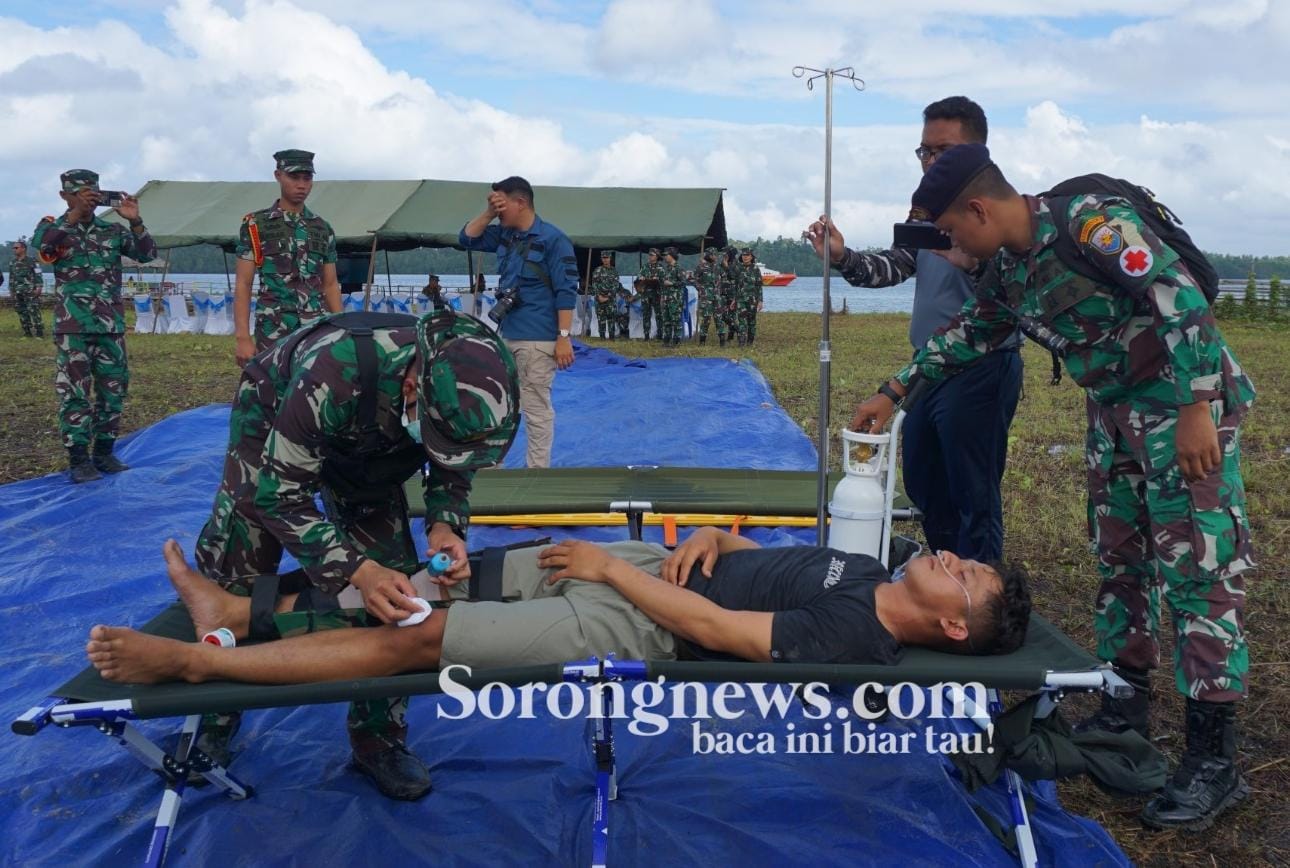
[
  {"left": 923, "top": 96, "right": 988, "bottom": 144},
  {"left": 492, "top": 175, "right": 534, "bottom": 205},
  {"left": 949, "top": 163, "right": 1017, "bottom": 212},
  {"left": 972, "top": 561, "right": 1031, "bottom": 655}
]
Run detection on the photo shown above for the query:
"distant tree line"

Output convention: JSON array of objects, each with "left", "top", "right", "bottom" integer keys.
[{"left": 3, "top": 236, "right": 1287, "bottom": 280}]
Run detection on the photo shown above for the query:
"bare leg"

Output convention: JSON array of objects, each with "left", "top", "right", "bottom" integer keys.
[
  {"left": 162, "top": 538, "right": 300, "bottom": 640},
  {"left": 86, "top": 609, "right": 446, "bottom": 685}
]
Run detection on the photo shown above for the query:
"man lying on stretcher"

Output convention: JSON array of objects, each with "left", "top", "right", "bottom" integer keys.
[{"left": 86, "top": 530, "right": 1032, "bottom": 685}]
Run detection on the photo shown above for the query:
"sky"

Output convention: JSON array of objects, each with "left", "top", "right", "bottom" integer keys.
[{"left": 1, "top": 0, "right": 1288, "bottom": 255}]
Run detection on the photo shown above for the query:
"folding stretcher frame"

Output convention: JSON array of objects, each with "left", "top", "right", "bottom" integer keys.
[{"left": 13, "top": 606, "right": 1128, "bottom": 868}]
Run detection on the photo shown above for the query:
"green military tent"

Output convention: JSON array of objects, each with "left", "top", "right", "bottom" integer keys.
[{"left": 108, "top": 179, "right": 727, "bottom": 257}]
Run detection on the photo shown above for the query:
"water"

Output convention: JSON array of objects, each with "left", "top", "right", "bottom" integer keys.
[{"left": 5, "top": 272, "right": 917, "bottom": 314}]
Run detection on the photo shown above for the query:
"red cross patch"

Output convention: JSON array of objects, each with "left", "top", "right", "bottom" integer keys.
[{"left": 1119, "top": 246, "right": 1153, "bottom": 276}]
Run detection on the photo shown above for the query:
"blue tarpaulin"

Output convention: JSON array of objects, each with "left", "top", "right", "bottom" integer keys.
[{"left": 0, "top": 343, "right": 1127, "bottom": 866}]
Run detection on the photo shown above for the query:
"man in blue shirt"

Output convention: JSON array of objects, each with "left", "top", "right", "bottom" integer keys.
[
  {"left": 804, "top": 97, "right": 1022, "bottom": 563},
  {"left": 460, "top": 177, "right": 579, "bottom": 467}
]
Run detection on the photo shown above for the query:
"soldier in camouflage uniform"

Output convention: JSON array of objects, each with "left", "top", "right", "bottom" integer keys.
[
  {"left": 691, "top": 249, "right": 726, "bottom": 346},
  {"left": 32, "top": 170, "right": 157, "bottom": 483},
  {"left": 191, "top": 308, "right": 519, "bottom": 800},
  {"left": 637, "top": 247, "right": 663, "bottom": 340},
  {"left": 591, "top": 251, "right": 621, "bottom": 339},
  {"left": 855, "top": 144, "right": 1256, "bottom": 831},
  {"left": 8, "top": 240, "right": 45, "bottom": 338},
  {"left": 732, "top": 248, "right": 763, "bottom": 346},
  {"left": 234, "top": 149, "right": 343, "bottom": 366},
  {"left": 658, "top": 246, "right": 687, "bottom": 347},
  {"left": 717, "top": 246, "right": 739, "bottom": 341}
]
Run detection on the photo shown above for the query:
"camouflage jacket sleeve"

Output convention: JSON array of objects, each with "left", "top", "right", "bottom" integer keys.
[
  {"left": 836, "top": 247, "right": 917, "bottom": 288},
  {"left": 894, "top": 262, "right": 1017, "bottom": 388},
  {"left": 31, "top": 216, "right": 60, "bottom": 262},
  {"left": 422, "top": 468, "right": 474, "bottom": 536},
  {"left": 252, "top": 371, "right": 364, "bottom": 594},
  {"left": 1067, "top": 201, "right": 1222, "bottom": 406},
  {"left": 322, "top": 222, "right": 338, "bottom": 265},
  {"left": 236, "top": 216, "right": 254, "bottom": 262},
  {"left": 120, "top": 223, "right": 158, "bottom": 264}
]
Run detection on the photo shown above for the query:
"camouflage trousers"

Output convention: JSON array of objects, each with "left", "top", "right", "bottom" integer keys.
[
  {"left": 1087, "top": 396, "right": 1254, "bottom": 702},
  {"left": 696, "top": 294, "right": 727, "bottom": 341},
  {"left": 194, "top": 377, "right": 419, "bottom": 746},
  {"left": 639, "top": 291, "right": 661, "bottom": 339},
  {"left": 255, "top": 305, "right": 326, "bottom": 353},
  {"left": 659, "top": 289, "right": 686, "bottom": 343},
  {"left": 733, "top": 296, "right": 759, "bottom": 342},
  {"left": 54, "top": 332, "right": 128, "bottom": 450},
  {"left": 594, "top": 298, "right": 617, "bottom": 338},
  {"left": 14, "top": 290, "right": 44, "bottom": 337}
]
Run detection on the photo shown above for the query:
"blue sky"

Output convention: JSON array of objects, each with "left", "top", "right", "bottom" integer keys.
[{"left": 2, "top": 0, "right": 1288, "bottom": 253}]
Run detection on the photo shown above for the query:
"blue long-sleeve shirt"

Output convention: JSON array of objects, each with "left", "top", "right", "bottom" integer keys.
[{"left": 459, "top": 214, "right": 579, "bottom": 340}]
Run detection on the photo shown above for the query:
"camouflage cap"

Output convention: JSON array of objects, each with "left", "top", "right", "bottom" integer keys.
[
  {"left": 415, "top": 311, "right": 520, "bottom": 470},
  {"left": 60, "top": 169, "right": 100, "bottom": 193},
  {"left": 599, "top": 250, "right": 612, "bottom": 258},
  {"left": 702, "top": 249, "right": 716, "bottom": 261},
  {"left": 274, "top": 149, "right": 316, "bottom": 174},
  {"left": 740, "top": 247, "right": 754, "bottom": 256},
  {"left": 663, "top": 246, "right": 679, "bottom": 258},
  {"left": 647, "top": 247, "right": 660, "bottom": 257}
]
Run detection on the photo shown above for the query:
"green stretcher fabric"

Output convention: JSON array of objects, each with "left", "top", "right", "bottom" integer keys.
[
  {"left": 404, "top": 467, "right": 916, "bottom": 517},
  {"left": 51, "top": 604, "right": 1099, "bottom": 720}
]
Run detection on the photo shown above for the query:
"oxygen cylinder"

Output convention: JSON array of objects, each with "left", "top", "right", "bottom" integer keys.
[{"left": 827, "top": 429, "right": 890, "bottom": 559}]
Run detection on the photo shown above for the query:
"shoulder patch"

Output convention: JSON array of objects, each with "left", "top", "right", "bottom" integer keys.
[
  {"left": 1077, "top": 214, "right": 1106, "bottom": 244},
  {"left": 1088, "top": 224, "right": 1123, "bottom": 256},
  {"left": 1119, "top": 246, "right": 1153, "bottom": 277}
]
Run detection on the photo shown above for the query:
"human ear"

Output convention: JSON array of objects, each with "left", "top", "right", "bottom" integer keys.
[{"left": 938, "top": 616, "right": 969, "bottom": 642}]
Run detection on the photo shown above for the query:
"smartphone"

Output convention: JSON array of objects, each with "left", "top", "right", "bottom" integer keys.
[
  {"left": 98, "top": 190, "right": 127, "bottom": 208},
  {"left": 892, "top": 221, "right": 952, "bottom": 250}
]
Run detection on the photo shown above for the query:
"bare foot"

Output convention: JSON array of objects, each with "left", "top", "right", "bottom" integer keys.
[
  {"left": 85, "top": 625, "right": 204, "bottom": 684},
  {"left": 162, "top": 539, "right": 249, "bottom": 640}
]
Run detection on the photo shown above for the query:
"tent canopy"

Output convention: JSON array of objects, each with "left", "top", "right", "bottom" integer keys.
[{"left": 109, "top": 179, "right": 727, "bottom": 256}]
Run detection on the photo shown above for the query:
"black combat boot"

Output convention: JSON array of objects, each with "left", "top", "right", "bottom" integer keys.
[
  {"left": 1141, "top": 699, "right": 1247, "bottom": 831},
  {"left": 92, "top": 440, "right": 130, "bottom": 474},
  {"left": 68, "top": 446, "right": 102, "bottom": 484},
  {"left": 1074, "top": 666, "right": 1152, "bottom": 739},
  {"left": 351, "top": 733, "right": 432, "bottom": 801},
  {"left": 699, "top": 334, "right": 707, "bottom": 345},
  {"left": 719, "top": 336, "right": 727, "bottom": 348}
]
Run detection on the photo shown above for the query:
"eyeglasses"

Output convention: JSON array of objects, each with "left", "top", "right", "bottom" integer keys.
[
  {"left": 914, "top": 145, "right": 951, "bottom": 164},
  {"left": 935, "top": 551, "right": 974, "bottom": 652}
]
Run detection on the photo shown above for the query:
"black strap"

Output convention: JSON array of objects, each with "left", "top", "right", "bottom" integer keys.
[
  {"left": 249, "top": 573, "right": 284, "bottom": 641},
  {"left": 470, "top": 547, "right": 508, "bottom": 602}
]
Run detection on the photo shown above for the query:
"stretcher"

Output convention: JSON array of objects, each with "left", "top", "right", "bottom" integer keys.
[
  {"left": 404, "top": 466, "right": 920, "bottom": 541},
  {"left": 14, "top": 601, "right": 1127, "bottom": 868}
]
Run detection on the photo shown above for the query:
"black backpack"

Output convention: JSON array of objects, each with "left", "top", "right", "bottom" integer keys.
[{"left": 1041, "top": 174, "right": 1219, "bottom": 303}]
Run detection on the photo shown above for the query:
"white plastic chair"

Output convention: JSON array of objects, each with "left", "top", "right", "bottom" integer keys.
[
  {"left": 132, "top": 294, "right": 156, "bottom": 334},
  {"left": 191, "top": 291, "right": 210, "bottom": 335},
  {"left": 206, "top": 292, "right": 232, "bottom": 335},
  {"left": 162, "top": 295, "right": 195, "bottom": 334}
]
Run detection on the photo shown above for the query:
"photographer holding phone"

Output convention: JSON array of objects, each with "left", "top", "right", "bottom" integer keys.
[
  {"left": 804, "top": 96, "right": 1021, "bottom": 563},
  {"left": 460, "top": 176, "right": 578, "bottom": 468},
  {"left": 32, "top": 170, "right": 157, "bottom": 484}
]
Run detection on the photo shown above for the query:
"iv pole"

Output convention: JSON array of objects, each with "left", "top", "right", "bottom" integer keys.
[{"left": 792, "top": 65, "right": 864, "bottom": 545}]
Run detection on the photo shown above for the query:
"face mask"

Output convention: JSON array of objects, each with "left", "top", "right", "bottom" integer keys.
[{"left": 402, "top": 400, "right": 422, "bottom": 444}]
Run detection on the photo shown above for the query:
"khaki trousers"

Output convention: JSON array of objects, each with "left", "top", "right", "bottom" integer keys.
[{"left": 506, "top": 339, "right": 557, "bottom": 468}]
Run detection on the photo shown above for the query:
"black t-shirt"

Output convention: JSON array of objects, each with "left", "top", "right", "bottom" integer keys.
[{"left": 682, "top": 545, "right": 900, "bottom": 665}]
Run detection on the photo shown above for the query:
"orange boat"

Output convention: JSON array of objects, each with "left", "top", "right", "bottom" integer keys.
[{"left": 758, "top": 264, "right": 796, "bottom": 286}]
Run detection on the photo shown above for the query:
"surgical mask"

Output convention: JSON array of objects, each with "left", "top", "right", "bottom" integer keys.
[{"left": 401, "top": 399, "right": 422, "bottom": 444}]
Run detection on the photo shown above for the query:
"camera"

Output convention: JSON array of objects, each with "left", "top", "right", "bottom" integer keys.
[
  {"left": 489, "top": 287, "right": 520, "bottom": 324},
  {"left": 892, "top": 221, "right": 952, "bottom": 250},
  {"left": 98, "top": 190, "right": 128, "bottom": 209}
]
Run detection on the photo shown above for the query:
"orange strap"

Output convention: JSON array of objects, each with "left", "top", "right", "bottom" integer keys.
[
  {"left": 246, "top": 215, "right": 264, "bottom": 267},
  {"left": 662, "top": 515, "right": 678, "bottom": 547},
  {"left": 728, "top": 515, "right": 746, "bottom": 537}
]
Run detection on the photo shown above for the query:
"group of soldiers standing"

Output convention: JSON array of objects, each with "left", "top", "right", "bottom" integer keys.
[{"left": 589, "top": 245, "right": 764, "bottom": 347}]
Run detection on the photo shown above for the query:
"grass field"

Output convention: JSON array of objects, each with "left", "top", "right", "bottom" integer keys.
[{"left": 1, "top": 309, "right": 1286, "bottom": 865}]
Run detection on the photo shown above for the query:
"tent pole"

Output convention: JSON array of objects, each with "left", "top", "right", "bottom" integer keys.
[
  {"left": 155, "top": 249, "right": 172, "bottom": 334},
  {"left": 222, "top": 252, "right": 233, "bottom": 293},
  {"left": 362, "top": 236, "right": 379, "bottom": 312},
  {"left": 467, "top": 250, "right": 476, "bottom": 316},
  {"left": 384, "top": 248, "right": 394, "bottom": 299},
  {"left": 582, "top": 250, "right": 594, "bottom": 337},
  {"left": 793, "top": 64, "right": 864, "bottom": 546}
]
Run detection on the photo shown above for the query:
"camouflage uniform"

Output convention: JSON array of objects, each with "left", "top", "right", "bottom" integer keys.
[
  {"left": 717, "top": 250, "right": 739, "bottom": 338},
  {"left": 658, "top": 255, "right": 687, "bottom": 346},
  {"left": 691, "top": 257, "right": 725, "bottom": 344},
  {"left": 591, "top": 262, "right": 621, "bottom": 339},
  {"left": 9, "top": 253, "right": 45, "bottom": 338},
  {"left": 194, "top": 311, "right": 518, "bottom": 755},
  {"left": 637, "top": 254, "right": 663, "bottom": 339},
  {"left": 896, "top": 194, "right": 1255, "bottom": 702},
  {"left": 732, "top": 257, "right": 762, "bottom": 345},
  {"left": 31, "top": 173, "right": 157, "bottom": 454},
  {"left": 238, "top": 201, "right": 338, "bottom": 352}
]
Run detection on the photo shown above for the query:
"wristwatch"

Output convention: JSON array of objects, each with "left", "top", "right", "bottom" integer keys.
[
  {"left": 558, "top": 329, "right": 571, "bottom": 338},
  {"left": 876, "top": 382, "right": 904, "bottom": 405}
]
